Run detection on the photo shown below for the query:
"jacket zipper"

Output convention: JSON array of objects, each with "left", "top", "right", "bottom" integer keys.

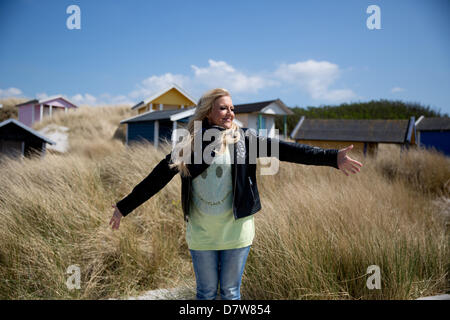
[
  {"left": 185, "top": 177, "right": 191, "bottom": 222},
  {"left": 248, "top": 176, "right": 255, "bottom": 201}
]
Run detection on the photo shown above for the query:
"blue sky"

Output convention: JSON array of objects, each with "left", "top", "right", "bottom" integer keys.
[{"left": 0, "top": 0, "right": 449, "bottom": 115}]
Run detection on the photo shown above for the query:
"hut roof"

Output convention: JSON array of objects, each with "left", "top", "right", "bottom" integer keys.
[
  {"left": 415, "top": 117, "right": 450, "bottom": 131},
  {"left": 15, "top": 95, "right": 78, "bottom": 108},
  {"left": 131, "top": 84, "right": 197, "bottom": 110},
  {"left": 234, "top": 99, "right": 293, "bottom": 115},
  {"left": 121, "top": 109, "right": 184, "bottom": 124},
  {"left": 0, "top": 118, "right": 55, "bottom": 144},
  {"left": 291, "top": 118, "right": 415, "bottom": 143}
]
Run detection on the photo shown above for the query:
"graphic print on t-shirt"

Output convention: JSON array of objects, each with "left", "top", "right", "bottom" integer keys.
[{"left": 191, "top": 147, "right": 233, "bottom": 216}]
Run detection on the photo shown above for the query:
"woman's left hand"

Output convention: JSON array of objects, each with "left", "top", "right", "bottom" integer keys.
[
  {"left": 109, "top": 204, "right": 123, "bottom": 230},
  {"left": 337, "top": 145, "right": 363, "bottom": 176}
]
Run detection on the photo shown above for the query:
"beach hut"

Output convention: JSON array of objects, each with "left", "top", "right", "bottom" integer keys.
[
  {"left": 415, "top": 116, "right": 450, "bottom": 156},
  {"left": 121, "top": 108, "right": 243, "bottom": 148},
  {"left": 121, "top": 109, "right": 191, "bottom": 148},
  {"left": 16, "top": 95, "right": 78, "bottom": 127},
  {"left": 290, "top": 117, "right": 416, "bottom": 156},
  {"left": 131, "top": 84, "right": 197, "bottom": 114},
  {"left": 120, "top": 98, "right": 292, "bottom": 148},
  {"left": 0, "top": 118, "right": 55, "bottom": 160},
  {"left": 233, "top": 99, "right": 293, "bottom": 138}
]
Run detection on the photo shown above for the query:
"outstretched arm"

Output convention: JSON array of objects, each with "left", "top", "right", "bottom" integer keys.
[
  {"left": 249, "top": 131, "right": 363, "bottom": 173},
  {"left": 251, "top": 133, "right": 340, "bottom": 168},
  {"left": 114, "top": 152, "right": 178, "bottom": 218}
]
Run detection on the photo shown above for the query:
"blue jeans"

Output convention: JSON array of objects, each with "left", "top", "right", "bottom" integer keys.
[{"left": 189, "top": 245, "right": 251, "bottom": 300}]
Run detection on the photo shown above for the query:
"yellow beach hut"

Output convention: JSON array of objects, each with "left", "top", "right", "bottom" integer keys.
[
  {"left": 131, "top": 84, "right": 197, "bottom": 114},
  {"left": 122, "top": 84, "right": 197, "bottom": 148}
]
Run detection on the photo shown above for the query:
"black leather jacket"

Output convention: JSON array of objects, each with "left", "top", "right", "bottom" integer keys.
[{"left": 116, "top": 122, "right": 340, "bottom": 221}]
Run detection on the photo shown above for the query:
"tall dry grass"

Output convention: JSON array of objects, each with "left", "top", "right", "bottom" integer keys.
[
  {"left": 32, "top": 105, "right": 133, "bottom": 159},
  {"left": 0, "top": 142, "right": 191, "bottom": 299},
  {"left": 0, "top": 106, "right": 448, "bottom": 299},
  {"left": 0, "top": 97, "right": 27, "bottom": 122},
  {"left": 243, "top": 145, "right": 449, "bottom": 299},
  {"left": 1, "top": 106, "right": 192, "bottom": 299}
]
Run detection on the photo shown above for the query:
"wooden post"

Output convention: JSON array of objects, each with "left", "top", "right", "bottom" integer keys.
[
  {"left": 154, "top": 120, "right": 159, "bottom": 149},
  {"left": 283, "top": 115, "right": 287, "bottom": 140},
  {"left": 41, "top": 142, "right": 46, "bottom": 158}
]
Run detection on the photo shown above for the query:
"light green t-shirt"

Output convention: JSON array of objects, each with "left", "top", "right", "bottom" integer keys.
[{"left": 186, "top": 145, "right": 255, "bottom": 250}]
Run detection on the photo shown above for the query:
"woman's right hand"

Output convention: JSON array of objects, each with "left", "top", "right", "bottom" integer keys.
[{"left": 109, "top": 204, "right": 123, "bottom": 230}]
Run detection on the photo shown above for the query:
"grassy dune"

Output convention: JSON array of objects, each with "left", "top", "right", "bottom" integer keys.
[
  {"left": 0, "top": 98, "right": 27, "bottom": 122},
  {"left": 245, "top": 145, "right": 449, "bottom": 299},
  {"left": 0, "top": 106, "right": 448, "bottom": 299}
]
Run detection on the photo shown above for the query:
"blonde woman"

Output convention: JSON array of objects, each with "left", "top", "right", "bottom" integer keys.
[{"left": 110, "top": 88, "right": 363, "bottom": 300}]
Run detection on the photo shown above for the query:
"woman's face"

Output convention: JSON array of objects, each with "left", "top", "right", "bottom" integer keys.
[{"left": 207, "top": 95, "right": 235, "bottom": 129}]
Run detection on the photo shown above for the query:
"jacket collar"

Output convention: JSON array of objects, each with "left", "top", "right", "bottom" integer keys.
[{"left": 202, "top": 118, "right": 227, "bottom": 132}]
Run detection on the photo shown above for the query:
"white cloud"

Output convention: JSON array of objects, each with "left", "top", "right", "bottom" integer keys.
[
  {"left": 26, "top": 59, "right": 357, "bottom": 106},
  {"left": 36, "top": 92, "right": 62, "bottom": 101},
  {"left": 97, "top": 93, "right": 134, "bottom": 106},
  {"left": 71, "top": 93, "right": 97, "bottom": 106},
  {"left": 37, "top": 92, "right": 133, "bottom": 106},
  {"left": 129, "top": 73, "right": 191, "bottom": 99},
  {"left": 0, "top": 87, "right": 23, "bottom": 98},
  {"left": 70, "top": 93, "right": 136, "bottom": 106},
  {"left": 127, "top": 59, "right": 278, "bottom": 102},
  {"left": 391, "top": 87, "right": 405, "bottom": 93},
  {"left": 274, "top": 59, "right": 356, "bottom": 102},
  {"left": 191, "top": 59, "right": 278, "bottom": 94}
]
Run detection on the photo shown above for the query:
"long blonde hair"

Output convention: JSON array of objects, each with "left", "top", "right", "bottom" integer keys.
[{"left": 170, "top": 88, "right": 240, "bottom": 177}]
